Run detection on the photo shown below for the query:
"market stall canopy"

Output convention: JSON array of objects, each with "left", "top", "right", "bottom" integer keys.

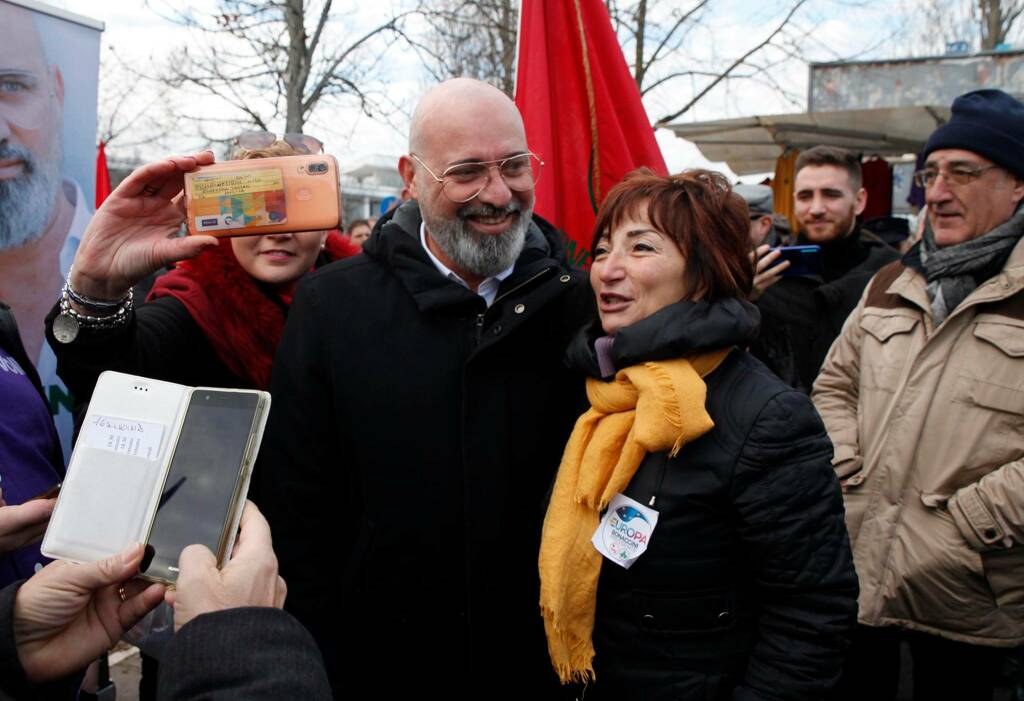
[{"left": 668, "top": 105, "right": 951, "bottom": 175}]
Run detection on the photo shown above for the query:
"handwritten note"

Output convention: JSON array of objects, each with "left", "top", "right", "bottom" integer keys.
[{"left": 85, "top": 415, "right": 165, "bottom": 461}]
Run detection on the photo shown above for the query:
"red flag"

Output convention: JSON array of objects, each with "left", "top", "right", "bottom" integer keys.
[
  {"left": 95, "top": 140, "right": 112, "bottom": 208},
  {"left": 515, "top": 0, "right": 667, "bottom": 267}
]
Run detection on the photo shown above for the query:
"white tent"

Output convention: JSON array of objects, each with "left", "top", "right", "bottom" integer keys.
[{"left": 668, "top": 105, "right": 951, "bottom": 175}]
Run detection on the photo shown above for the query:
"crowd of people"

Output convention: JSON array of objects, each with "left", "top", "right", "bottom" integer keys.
[{"left": 1, "top": 75, "right": 1023, "bottom": 701}]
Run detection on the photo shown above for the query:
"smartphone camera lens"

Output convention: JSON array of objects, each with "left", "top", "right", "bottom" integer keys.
[{"left": 309, "top": 162, "right": 327, "bottom": 174}]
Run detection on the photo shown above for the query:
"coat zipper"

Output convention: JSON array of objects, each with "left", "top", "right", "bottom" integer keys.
[{"left": 474, "top": 266, "right": 556, "bottom": 342}]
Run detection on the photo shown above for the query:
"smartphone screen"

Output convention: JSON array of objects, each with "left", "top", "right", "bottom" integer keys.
[{"left": 143, "top": 390, "right": 260, "bottom": 582}]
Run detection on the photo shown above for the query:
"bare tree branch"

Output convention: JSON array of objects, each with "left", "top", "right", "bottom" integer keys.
[
  {"left": 139, "top": 1, "right": 413, "bottom": 142},
  {"left": 415, "top": 0, "right": 518, "bottom": 96},
  {"left": 655, "top": 0, "right": 810, "bottom": 126}
]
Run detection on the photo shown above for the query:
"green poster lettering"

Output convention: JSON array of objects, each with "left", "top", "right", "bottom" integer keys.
[{"left": 48, "top": 384, "right": 75, "bottom": 417}]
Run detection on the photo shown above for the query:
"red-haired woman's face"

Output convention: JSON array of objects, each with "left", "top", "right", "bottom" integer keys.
[{"left": 590, "top": 209, "right": 687, "bottom": 335}]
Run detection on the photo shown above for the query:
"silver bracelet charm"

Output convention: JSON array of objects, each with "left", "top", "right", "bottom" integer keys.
[{"left": 52, "top": 282, "right": 134, "bottom": 344}]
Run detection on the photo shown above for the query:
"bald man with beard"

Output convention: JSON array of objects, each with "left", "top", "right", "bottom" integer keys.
[
  {"left": 258, "top": 79, "right": 592, "bottom": 697},
  {"left": 0, "top": 3, "right": 83, "bottom": 363}
]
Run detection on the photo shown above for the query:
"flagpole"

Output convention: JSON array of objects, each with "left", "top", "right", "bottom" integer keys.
[{"left": 512, "top": 0, "right": 524, "bottom": 99}]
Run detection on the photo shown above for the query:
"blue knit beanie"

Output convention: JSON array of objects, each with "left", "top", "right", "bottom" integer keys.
[{"left": 924, "top": 89, "right": 1024, "bottom": 179}]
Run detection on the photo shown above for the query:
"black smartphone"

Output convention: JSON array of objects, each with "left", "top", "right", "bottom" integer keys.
[
  {"left": 142, "top": 389, "right": 262, "bottom": 583},
  {"left": 770, "top": 245, "right": 822, "bottom": 277}
]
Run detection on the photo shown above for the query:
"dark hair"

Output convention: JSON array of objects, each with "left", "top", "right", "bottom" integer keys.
[
  {"left": 347, "top": 219, "right": 371, "bottom": 233},
  {"left": 795, "top": 146, "right": 863, "bottom": 190},
  {"left": 591, "top": 168, "right": 754, "bottom": 301}
]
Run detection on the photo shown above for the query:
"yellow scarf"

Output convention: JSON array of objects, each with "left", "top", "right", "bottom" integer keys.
[{"left": 538, "top": 349, "right": 731, "bottom": 684}]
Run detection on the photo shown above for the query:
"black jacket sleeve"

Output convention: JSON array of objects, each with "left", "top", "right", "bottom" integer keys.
[
  {"left": 0, "top": 582, "right": 78, "bottom": 701},
  {"left": 0, "top": 582, "right": 33, "bottom": 701},
  {"left": 730, "top": 390, "right": 858, "bottom": 701},
  {"left": 157, "top": 608, "right": 331, "bottom": 700},
  {"left": 44, "top": 296, "right": 214, "bottom": 406}
]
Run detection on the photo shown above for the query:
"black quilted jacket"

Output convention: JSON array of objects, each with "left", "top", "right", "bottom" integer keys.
[{"left": 567, "top": 298, "right": 858, "bottom": 701}]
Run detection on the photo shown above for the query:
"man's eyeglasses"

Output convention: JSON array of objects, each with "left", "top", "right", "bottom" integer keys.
[
  {"left": 913, "top": 163, "right": 1001, "bottom": 188},
  {"left": 411, "top": 153, "right": 544, "bottom": 203},
  {"left": 234, "top": 130, "right": 324, "bottom": 155}
]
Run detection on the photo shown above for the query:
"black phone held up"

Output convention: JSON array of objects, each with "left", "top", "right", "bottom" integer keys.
[
  {"left": 770, "top": 245, "right": 823, "bottom": 278},
  {"left": 142, "top": 390, "right": 260, "bottom": 583}
]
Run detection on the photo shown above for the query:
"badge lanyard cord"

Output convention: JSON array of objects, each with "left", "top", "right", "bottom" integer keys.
[{"left": 648, "top": 457, "right": 670, "bottom": 508}]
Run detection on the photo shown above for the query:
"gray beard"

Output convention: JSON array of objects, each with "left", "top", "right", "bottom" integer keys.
[
  {"left": 0, "top": 139, "right": 62, "bottom": 250},
  {"left": 424, "top": 200, "right": 531, "bottom": 279}
]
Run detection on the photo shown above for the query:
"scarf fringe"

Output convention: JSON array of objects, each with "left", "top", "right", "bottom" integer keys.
[
  {"left": 669, "top": 434, "right": 685, "bottom": 458},
  {"left": 541, "top": 605, "right": 597, "bottom": 684},
  {"left": 644, "top": 361, "right": 685, "bottom": 433}
]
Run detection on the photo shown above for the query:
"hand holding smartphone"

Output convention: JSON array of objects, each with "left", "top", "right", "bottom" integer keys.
[
  {"left": 769, "top": 245, "right": 823, "bottom": 278},
  {"left": 166, "top": 502, "right": 287, "bottom": 631},
  {"left": 42, "top": 373, "right": 269, "bottom": 584},
  {"left": 751, "top": 244, "right": 787, "bottom": 301},
  {"left": 143, "top": 390, "right": 264, "bottom": 583}
]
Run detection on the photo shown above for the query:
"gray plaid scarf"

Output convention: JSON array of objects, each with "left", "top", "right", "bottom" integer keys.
[{"left": 919, "top": 208, "right": 1024, "bottom": 324}]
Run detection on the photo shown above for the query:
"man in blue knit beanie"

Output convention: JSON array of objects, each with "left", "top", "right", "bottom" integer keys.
[{"left": 813, "top": 88, "right": 1024, "bottom": 700}]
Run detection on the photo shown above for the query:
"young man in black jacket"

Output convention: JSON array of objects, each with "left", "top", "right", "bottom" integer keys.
[
  {"left": 259, "top": 78, "right": 592, "bottom": 698},
  {"left": 750, "top": 146, "right": 898, "bottom": 393}
]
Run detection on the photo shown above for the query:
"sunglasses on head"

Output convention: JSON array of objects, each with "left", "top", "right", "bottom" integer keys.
[{"left": 235, "top": 130, "right": 324, "bottom": 155}]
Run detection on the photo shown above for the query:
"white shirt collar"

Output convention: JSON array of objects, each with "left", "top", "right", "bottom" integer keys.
[{"left": 419, "top": 221, "right": 514, "bottom": 307}]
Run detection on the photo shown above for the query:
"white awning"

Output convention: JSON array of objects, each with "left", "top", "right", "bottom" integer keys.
[{"left": 667, "top": 106, "right": 951, "bottom": 175}]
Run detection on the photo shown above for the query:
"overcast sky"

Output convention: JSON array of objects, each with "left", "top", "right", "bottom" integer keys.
[{"left": 50, "top": 0, "right": 922, "bottom": 178}]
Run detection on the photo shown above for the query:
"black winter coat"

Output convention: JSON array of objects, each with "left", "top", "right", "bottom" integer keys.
[
  {"left": 751, "top": 229, "right": 898, "bottom": 393},
  {"left": 157, "top": 608, "right": 332, "bottom": 700},
  {"left": 258, "top": 201, "right": 593, "bottom": 699},
  {"left": 567, "top": 299, "right": 858, "bottom": 701}
]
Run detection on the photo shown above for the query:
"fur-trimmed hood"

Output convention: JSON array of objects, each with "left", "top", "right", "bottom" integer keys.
[{"left": 147, "top": 231, "right": 359, "bottom": 389}]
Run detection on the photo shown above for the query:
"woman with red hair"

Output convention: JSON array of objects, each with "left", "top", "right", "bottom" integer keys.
[{"left": 539, "top": 169, "right": 857, "bottom": 700}]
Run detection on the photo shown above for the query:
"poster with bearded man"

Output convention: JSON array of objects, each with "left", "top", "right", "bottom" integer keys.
[{"left": 0, "top": 0, "right": 101, "bottom": 458}]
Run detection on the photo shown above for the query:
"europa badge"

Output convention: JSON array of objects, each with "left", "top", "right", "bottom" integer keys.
[{"left": 591, "top": 493, "right": 659, "bottom": 569}]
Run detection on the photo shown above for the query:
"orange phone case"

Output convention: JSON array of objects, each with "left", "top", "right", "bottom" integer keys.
[{"left": 184, "top": 154, "right": 341, "bottom": 238}]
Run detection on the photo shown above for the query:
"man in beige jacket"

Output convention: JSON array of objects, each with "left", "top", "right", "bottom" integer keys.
[{"left": 814, "top": 88, "right": 1024, "bottom": 700}]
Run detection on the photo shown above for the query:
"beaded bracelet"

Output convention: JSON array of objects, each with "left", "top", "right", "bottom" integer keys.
[
  {"left": 52, "top": 284, "right": 133, "bottom": 344},
  {"left": 63, "top": 265, "right": 131, "bottom": 312}
]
